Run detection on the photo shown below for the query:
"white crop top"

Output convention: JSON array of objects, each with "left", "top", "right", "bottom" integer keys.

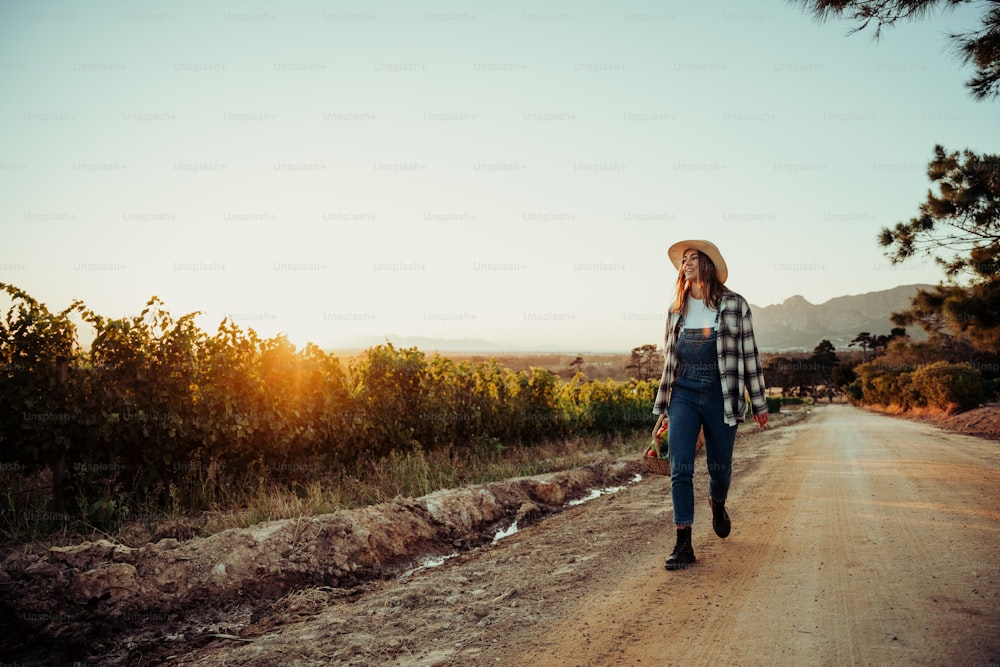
[{"left": 683, "top": 297, "right": 718, "bottom": 330}]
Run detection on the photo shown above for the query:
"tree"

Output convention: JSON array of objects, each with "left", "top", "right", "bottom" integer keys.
[
  {"left": 809, "top": 339, "right": 840, "bottom": 388},
  {"left": 764, "top": 356, "right": 796, "bottom": 395},
  {"left": 879, "top": 146, "right": 1000, "bottom": 273},
  {"left": 626, "top": 344, "right": 660, "bottom": 381},
  {"left": 849, "top": 332, "right": 874, "bottom": 360},
  {"left": 891, "top": 276, "right": 1000, "bottom": 353},
  {"left": 878, "top": 146, "right": 1000, "bottom": 353},
  {"left": 851, "top": 328, "right": 907, "bottom": 359},
  {"left": 872, "top": 328, "right": 908, "bottom": 355},
  {"left": 832, "top": 362, "right": 857, "bottom": 391},
  {"left": 792, "top": 0, "right": 1000, "bottom": 100}
]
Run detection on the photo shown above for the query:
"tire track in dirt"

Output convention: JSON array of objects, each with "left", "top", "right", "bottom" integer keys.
[{"left": 702, "top": 409, "right": 876, "bottom": 665}]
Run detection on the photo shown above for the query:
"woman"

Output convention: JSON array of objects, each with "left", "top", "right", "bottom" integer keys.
[{"left": 651, "top": 240, "right": 768, "bottom": 570}]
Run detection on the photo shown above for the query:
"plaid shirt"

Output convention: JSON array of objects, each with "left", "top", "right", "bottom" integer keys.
[{"left": 652, "top": 290, "right": 768, "bottom": 426}]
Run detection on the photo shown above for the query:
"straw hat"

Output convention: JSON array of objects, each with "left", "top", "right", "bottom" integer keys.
[{"left": 667, "top": 239, "right": 728, "bottom": 284}]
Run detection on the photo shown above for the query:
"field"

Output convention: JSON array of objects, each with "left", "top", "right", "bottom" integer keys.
[{"left": 445, "top": 352, "right": 639, "bottom": 381}]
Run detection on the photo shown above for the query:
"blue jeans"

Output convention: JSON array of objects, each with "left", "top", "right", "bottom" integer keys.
[{"left": 667, "top": 329, "right": 738, "bottom": 526}]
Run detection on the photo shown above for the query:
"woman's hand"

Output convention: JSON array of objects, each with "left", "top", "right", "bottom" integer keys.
[{"left": 754, "top": 411, "right": 769, "bottom": 429}]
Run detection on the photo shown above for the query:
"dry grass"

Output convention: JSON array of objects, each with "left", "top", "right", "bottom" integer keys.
[
  {"left": 0, "top": 433, "right": 641, "bottom": 550},
  {"left": 865, "top": 403, "right": 957, "bottom": 418}
]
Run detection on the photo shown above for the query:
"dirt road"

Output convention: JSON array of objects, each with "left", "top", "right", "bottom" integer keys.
[
  {"left": 162, "top": 404, "right": 998, "bottom": 666},
  {"left": 518, "top": 405, "right": 1000, "bottom": 667}
]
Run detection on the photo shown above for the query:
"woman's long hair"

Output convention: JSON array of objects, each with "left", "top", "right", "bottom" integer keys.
[{"left": 671, "top": 251, "right": 726, "bottom": 315}]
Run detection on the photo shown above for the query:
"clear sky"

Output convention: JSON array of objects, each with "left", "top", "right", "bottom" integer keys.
[{"left": 1, "top": 1, "right": 996, "bottom": 352}]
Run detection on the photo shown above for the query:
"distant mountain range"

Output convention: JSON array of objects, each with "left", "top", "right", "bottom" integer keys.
[{"left": 751, "top": 284, "right": 934, "bottom": 352}]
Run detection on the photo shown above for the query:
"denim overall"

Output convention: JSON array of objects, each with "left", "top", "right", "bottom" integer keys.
[{"left": 666, "top": 313, "right": 738, "bottom": 526}]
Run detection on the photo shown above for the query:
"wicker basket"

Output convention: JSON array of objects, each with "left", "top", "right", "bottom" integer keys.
[
  {"left": 641, "top": 428, "right": 704, "bottom": 476},
  {"left": 642, "top": 451, "right": 671, "bottom": 476}
]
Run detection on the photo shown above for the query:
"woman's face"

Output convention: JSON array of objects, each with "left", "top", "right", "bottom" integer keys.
[{"left": 681, "top": 249, "right": 700, "bottom": 283}]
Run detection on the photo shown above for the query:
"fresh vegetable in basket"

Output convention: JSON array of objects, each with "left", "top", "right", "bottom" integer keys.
[{"left": 654, "top": 421, "right": 669, "bottom": 459}]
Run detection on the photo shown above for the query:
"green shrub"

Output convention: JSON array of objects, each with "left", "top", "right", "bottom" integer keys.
[
  {"left": 766, "top": 396, "right": 781, "bottom": 413},
  {"left": 853, "top": 361, "right": 912, "bottom": 408},
  {"left": 853, "top": 359, "right": 984, "bottom": 411},
  {"left": 909, "top": 361, "right": 985, "bottom": 411},
  {"left": 984, "top": 377, "right": 1000, "bottom": 401},
  {"left": 842, "top": 382, "right": 863, "bottom": 403}
]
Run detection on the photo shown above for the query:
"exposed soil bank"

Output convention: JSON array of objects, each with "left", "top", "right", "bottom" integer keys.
[{"left": 0, "top": 459, "right": 640, "bottom": 662}]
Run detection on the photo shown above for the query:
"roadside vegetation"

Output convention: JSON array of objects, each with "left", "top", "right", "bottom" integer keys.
[
  {"left": 845, "top": 144, "right": 1000, "bottom": 412},
  {"left": 765, "top": 142, "right": 1000, "bottom": 415},
  {"left": 0, "top": 284, "right": 654, "bottom": 547}
]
